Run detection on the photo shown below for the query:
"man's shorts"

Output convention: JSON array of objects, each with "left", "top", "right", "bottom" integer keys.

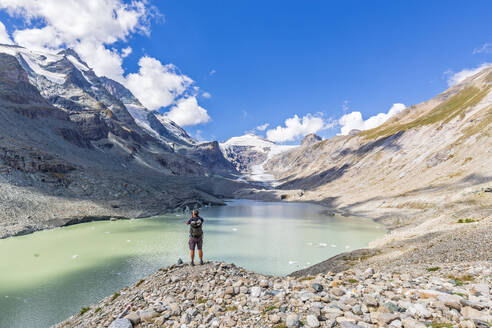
[{"left": 189, "top": 236, "right": 203, "bottom": 250}]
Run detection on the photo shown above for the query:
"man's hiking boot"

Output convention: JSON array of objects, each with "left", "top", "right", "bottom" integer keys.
[
  {"left": 200, "top": 260, "right": 204, "bottom": 265},
  {"left": 191, "top": 261, "right": 195, "bottom": 266}
]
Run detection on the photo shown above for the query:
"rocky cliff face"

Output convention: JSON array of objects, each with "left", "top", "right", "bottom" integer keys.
[
  {"left": 0, "top": 44, "right": 242, "bottom": 238},
  {"left": 301, "top": 133, "right": 322, "bottom": 146},
  {"left": 264, "top": 65, "right": 492, "bottom": 222}
]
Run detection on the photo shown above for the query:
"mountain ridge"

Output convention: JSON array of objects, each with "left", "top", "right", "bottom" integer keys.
[{"left": 0, "top": 44, "right": 243, "bottom": 238}]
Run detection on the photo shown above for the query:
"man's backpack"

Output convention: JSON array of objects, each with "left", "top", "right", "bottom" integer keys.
[{"left": 189, "top": 218, "right": 203, "bottom": 238}]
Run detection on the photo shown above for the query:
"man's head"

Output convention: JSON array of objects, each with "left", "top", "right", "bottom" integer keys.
[{"left": 192, "top": 209, "right": 199, "bottom": 217}]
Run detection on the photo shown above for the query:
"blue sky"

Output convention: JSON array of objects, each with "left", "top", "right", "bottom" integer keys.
[{"left": 1, "top": 0, "right": 491, "bottom": 143}]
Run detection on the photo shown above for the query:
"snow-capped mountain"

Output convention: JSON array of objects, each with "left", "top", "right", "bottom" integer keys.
[
  {"left": 0, "top": 44, "right": 236, "bottom": 175},
  {"left": 98, "top": 76, "right": 197, "bottom": 146},
  {"left": 220, "top": 134, "right": 296, "bottom": 181},
  {"left": 0, "top": 43, "right": 247, "bottom": 237}
]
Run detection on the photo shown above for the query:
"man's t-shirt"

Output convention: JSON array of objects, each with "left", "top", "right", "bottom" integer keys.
[{"left": 187, "top": 216, "right": 204, "bottom": 238}]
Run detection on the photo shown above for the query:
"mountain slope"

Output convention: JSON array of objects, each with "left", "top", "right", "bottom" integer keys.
[
  {"left": 249, "top": 65, "right": 492, "bottom": 275},
  {"left": 259, "top": 65, "right": 491, "bottom": 226},
  {"left": 0, "top": 45, "right": 242, "bottom": 238}
]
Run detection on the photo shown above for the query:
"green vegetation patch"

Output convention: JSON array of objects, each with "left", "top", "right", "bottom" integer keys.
[
  {"left": 457, "top": 218, "right": 477, "bottom": 223},
  {"left": 264, "top": 305, "right": 278, "bottom": 312},
  {"left": 79, "top": 307, "right": 91, "bottom": 315},
  {"left": 135, "top": 279, "right": 145, "bottom": 287},
  {"left": 448, "top": 274, "right": 474, "bottom": 286},
  {"left": 426, "top": 267, "right": 440, "bottom": 272},
  {"left": 428, "top": 322, "right": 454, "bottom": 328},
  {"left": 347, "top": 278, "right": 359, "bottom": 284},
  {"left": 298, "top": 276, "right": 315, "bottom": 282},
  {"left": 273, "top": 324, "right": 287, "bottom": 328},
  {"left": 361, "top": 86, "right": 491, "bottom": 140},
  {"left": 111, "top": 292, "right": 120, "bottom": 301},
  {"left": 225, "top": 305, "right": 238, "bottom": 312},
  {"left": 94, "top": 307, "right": 102, "bottom": 313},
  {"left": 197, "top": 298, "right": 207, "bottom": 304}
]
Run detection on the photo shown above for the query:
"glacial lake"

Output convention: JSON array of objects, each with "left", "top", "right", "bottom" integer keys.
[{"left": 0, "top": 200, "right": 384, "bottom": 328}]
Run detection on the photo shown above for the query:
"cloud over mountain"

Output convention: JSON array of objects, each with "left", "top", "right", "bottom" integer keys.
[
  {"left": 266, "top": 114, "right": 333, "bottom": 143},
  {"left": 0, "top": 21, "right": 12, "bottom": 44},
  {"left": 0, "top": 0, "right": 211, "bottom": 127},
  {"left": 445, "top": 63, "right": 491, "bottom": 87},
  {"left": 165, "top": 96, "right": 211, "bottom": 127},
  {"left": 338, "top": 103, "right": 406, "bottom": 135}
]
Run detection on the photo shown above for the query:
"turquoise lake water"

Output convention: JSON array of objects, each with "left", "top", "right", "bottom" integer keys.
[{"left": 0, "top": 200, "right": 384, "bottom": 327}]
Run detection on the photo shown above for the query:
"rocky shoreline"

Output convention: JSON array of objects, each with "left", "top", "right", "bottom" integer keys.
[
  {"left": 55, "top": 261, "right": 492, "bottom": 328},
  {"left": 50, "top": 188, "right": 492, "bottom": 327}
]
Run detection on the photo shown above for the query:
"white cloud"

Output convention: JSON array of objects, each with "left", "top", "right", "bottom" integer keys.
[
  {"left": 75, "top": 41, "right": 125, "bottom": 82},
  {"left": 256, "top": 123, "right": 269, "bottom": 131},
  {"left": 1, "top": 0, "right": 150, "bottom": 80},
  {"left": 338, "top": 103, "right": 406, "bottom": 135},
  {"left": 445, "top": 63, "right": 491, "bottom": 87},
  {"left": 0, "top": 0, "right": 211, "bottom": 127},
  {"left": 125, "top": 56, "right": 194, "bottom": 109},
  {"left": 0, "top": 21, "right": 13, "bottom": 44},
  {"left": 165, "top": 96, "right": 210, "bottom": 127},
  {"left": 201, "top": 91, "right": 211, "bottom": 99},
  {"left": 121, "top": 46, "right": 132, "bottom": 58},
  {"left": 209, "top": 69, "right": 216, "bottom": 76},
  {"left": 473, "top": 42, "right": 492, "bottom": 54},
  {"left": 266, "top": 114, "right": 332, "bottom": 143}
]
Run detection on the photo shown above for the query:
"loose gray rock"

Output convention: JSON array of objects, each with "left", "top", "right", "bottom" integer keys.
[
  {"left": 312, "top": 283, "right": 323, "bottom": 292},
  {"left": 306, "top": 314, "right": 320, "bottom": 327},
  {"left": 108, "top": 318, "right": 133, "bottom": 328},
  {"left": 286, "top": 313, "right": 299, "bottom": 327}
]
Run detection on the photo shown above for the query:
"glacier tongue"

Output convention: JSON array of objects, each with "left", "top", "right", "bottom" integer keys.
[{"left": 220, "top": 133, "right": 297, "bottom": 183}]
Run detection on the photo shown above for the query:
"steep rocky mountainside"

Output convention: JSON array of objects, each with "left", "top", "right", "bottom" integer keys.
[
  {"left": 263, "top": 65, "right": 491, "bottom": 216},
  {"left": 250, "top": 65, "right": 492, "bottom": 278},
  {"left": 0, "top": 45, "right": 242, "bottom": 238}
]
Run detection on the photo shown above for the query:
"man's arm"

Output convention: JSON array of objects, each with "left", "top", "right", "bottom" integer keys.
[{"left": 186, "top": 218, "right": 191, "bottom": 225}]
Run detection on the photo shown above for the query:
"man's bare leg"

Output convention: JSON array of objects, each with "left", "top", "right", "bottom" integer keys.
[
  {"left": 198, "top": 250, "right": 203, "bottom": 264},
  {"left": 190, "top": 250, "right": 195, "bottom": 265}
]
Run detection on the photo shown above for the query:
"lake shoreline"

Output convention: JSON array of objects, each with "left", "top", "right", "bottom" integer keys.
[{"left": 54, "top": 260, "right": 492, "bottom": 328}]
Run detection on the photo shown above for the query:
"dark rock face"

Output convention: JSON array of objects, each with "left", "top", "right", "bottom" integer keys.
[
  {"left": 0, "top": 53, "right": 52, "bottom": 106},
  {"left": 147, "top": 112, "right": 194, "bottom": 146},
  {"left": 0, "top": 45, "right": 245, "bottom": 238},
  {"left": 221, "top": 145, "right": 268, "bottom": 172},
  {"left": 301, "top": 133, "right": 322, "bottom": 146},
  {"left": 188, "top": 141, "right": 238, "bottom": 176}
]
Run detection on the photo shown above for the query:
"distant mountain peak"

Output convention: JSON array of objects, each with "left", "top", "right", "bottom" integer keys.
[{"left": 301, "top": 133, "right": 322, "bottom": 146}]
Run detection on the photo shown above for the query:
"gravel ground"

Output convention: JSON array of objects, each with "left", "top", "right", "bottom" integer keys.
[{"left": 54, "top": 261, "right": 492, "bottom": 328}]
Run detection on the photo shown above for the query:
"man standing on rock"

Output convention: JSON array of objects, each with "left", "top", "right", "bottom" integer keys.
[{"left": 186, "top": 209, "right": 204, "bottom": 266}]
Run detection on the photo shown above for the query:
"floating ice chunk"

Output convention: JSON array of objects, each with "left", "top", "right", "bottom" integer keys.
[
  {"left": 319, "top": 243, "right": 327, "bottom": 247},
  {"left": 345, "top": 245, "right": 350, "bottom": 249},
  {"left": 4, "top": 296, "right": 8, "bottom": 298},
  {"left": 126, "top": 240, "right": 131, "bottom": 243},
  {"left": 307, "top": 262, "right": 311, "bottom": 265},
  {"left": 232, "top": 228, "right": 238, "bottom": 231},
  {"left": 104, "top": 231, "right": 111, "bottom": 234},
  {"left": 307, "top": 242, "right": 313, "bottom": 246},
  {"left": 330, "top": 244, "right": 337, "bottom": 248},
  {"left": 288, "top": 260, "right": 298, "bottom": 265},
  {"left": 72, "top": 255, "right": 79, "bottom": 259}
]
